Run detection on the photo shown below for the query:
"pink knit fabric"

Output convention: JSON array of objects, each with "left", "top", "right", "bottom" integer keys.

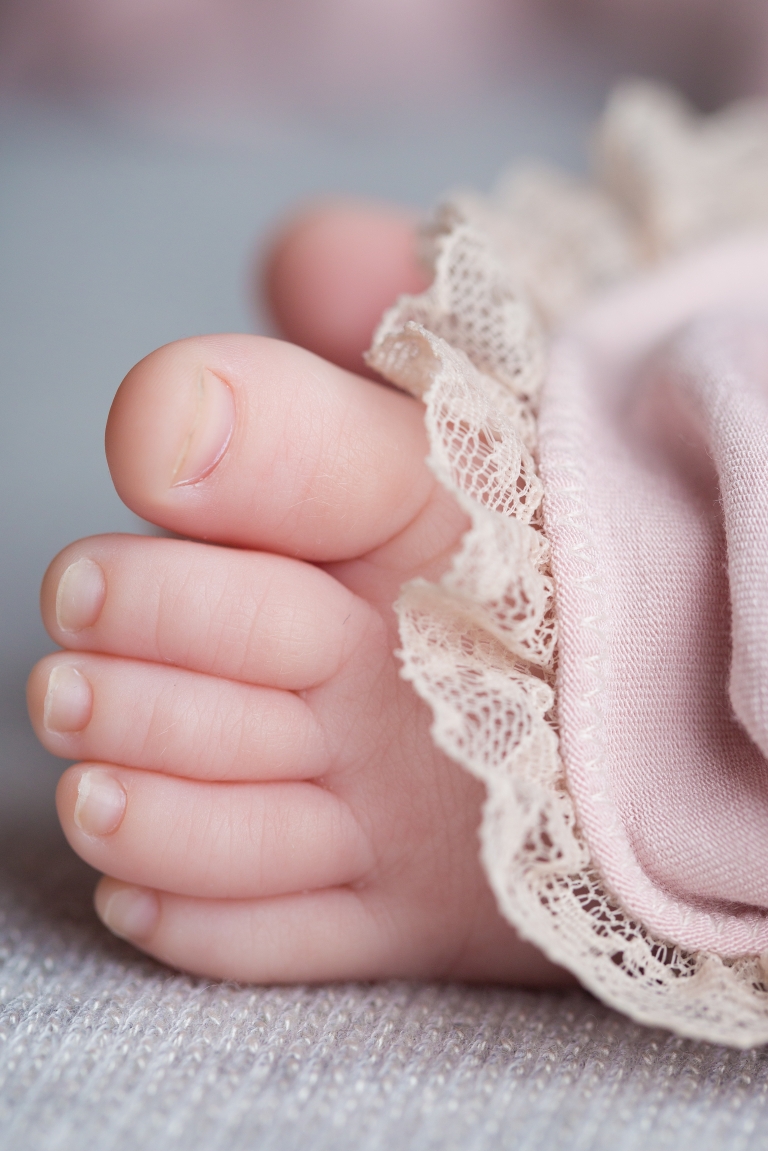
[{"left": 540, "top": 229, "right": 768, "bottom": 955}]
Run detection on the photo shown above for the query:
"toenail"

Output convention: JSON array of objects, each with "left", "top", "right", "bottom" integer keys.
[
  {"left": 97, "top": 885, "right": 159, "bottom": 941},
  {"left": 44, "top": 664, "right": 93, "bottom": 733},
  {"left": 56, "top": 557, "right": 107, "bottom": 632},
  {"left": 74, "top": 769, "right": 127, "bottom": 837},
  {"left": 171, "top": 368, "right": 235, "bottom": 487}
]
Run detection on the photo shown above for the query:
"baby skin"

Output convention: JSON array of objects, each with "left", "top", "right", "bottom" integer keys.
[{"left": 27, "top": 202, "right": 570, "bottom": 989}]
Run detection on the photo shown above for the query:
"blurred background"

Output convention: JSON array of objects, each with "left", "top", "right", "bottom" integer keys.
[{"left": 2, "top": 0, "right": 768, "bottom": 835}]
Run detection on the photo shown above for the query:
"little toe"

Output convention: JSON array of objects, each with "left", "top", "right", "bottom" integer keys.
[
  {"left": 93, "top": 883, "right": 401, "bottom": 982},
  {"left": 106, "top": 334, "right": 437, "bottom": 561},
  {"left": 92, "top": 880, "right": 572, "bottom": 986}
]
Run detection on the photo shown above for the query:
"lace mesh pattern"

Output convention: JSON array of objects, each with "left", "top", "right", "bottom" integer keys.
[{"left": 367, "top": 82, "right": 768, "bottom": 1047}]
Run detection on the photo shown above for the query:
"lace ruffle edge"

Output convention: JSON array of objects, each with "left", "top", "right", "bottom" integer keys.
[{"left": 366, "top": 82, "right": 768, "bottom": 1048}]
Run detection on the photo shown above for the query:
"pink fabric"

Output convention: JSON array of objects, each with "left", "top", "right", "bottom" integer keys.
[
  {"left": 540, "top": 230, "right": 768, "bottom": 955},
  {"left": 3, "top": 0, "right": 768, "bottom": 112}
]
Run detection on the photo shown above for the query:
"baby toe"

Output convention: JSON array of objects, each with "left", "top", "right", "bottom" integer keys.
[
  {"left": 57, "top": 764, "right": 374, "bottom": 900},
  {"left": 93, "top": 883, "right": 400, "bottom": 982},
  {"left": 39, "top": 534, "right": 378, "bottom": 690},
  {"left": 28, "top": 652, "right": 329, "bottom": 782}
]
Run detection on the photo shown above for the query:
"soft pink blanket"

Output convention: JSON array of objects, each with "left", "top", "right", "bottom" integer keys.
[{"left": 541, "top": 231, "right": 768, "bottom": 954}]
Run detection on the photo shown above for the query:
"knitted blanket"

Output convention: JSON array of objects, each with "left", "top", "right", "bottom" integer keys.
[{"left": 2, "top": 827, "right": 768, "bottom": 1151}]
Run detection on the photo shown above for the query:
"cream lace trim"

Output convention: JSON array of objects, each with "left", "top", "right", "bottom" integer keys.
[{"left": 367, "top": 82, "right": 768, "bottom": 1048}]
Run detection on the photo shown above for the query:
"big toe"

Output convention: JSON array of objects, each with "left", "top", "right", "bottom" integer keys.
[{"left": 106, "top": 333, "right": 448, "bottom": 562}]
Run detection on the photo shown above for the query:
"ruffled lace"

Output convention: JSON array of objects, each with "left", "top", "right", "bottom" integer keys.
[{"left": 366, "top": 82, "right": 768, "bottom": 1048}]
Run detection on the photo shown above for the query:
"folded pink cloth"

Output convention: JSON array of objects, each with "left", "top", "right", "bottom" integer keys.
[
  {"left": 369, "top": 85, "right": 768, "bottom": 1043},
  {"left": 541, "top": 231, "right": 768, "bottom": 954}
]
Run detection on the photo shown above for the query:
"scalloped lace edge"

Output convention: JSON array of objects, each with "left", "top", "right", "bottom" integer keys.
[{"left": 366, "top": 81, "right": 768, "bottom": 1047}]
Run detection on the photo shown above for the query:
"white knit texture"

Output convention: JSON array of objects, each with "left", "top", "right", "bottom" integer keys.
[{"left": 7, "top": 835, "right": 768, "bottom": 1151}]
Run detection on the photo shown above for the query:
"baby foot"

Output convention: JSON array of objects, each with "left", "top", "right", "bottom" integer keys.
[{"left": 27, "top": 203, "right": 570, "bottom": 987}]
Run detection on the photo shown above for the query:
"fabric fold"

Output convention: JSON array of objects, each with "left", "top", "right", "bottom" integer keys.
[
  {"left": 672, "top": 321, "right": 768, "bottom": 762},
  {"left": 369, "top": 82, "right": 768, "bottom": 1046}
]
